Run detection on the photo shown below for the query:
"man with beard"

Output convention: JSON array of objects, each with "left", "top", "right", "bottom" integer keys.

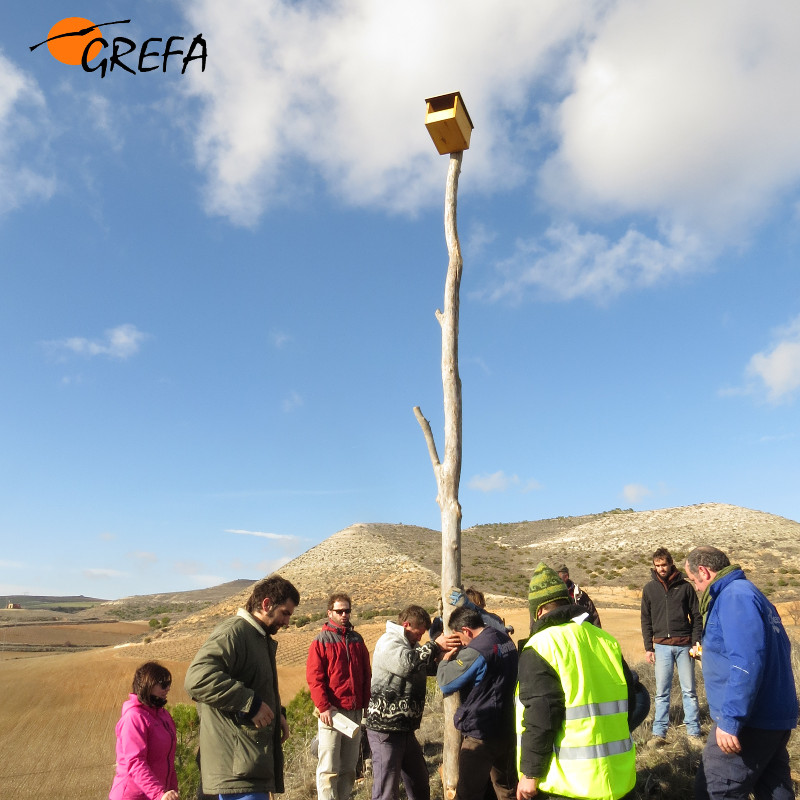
[
  {"left": 185, "top": 575, "right": 300, "bottom": 800},
  {"left": 640, "top": 547, "right": 702, "bottom": 745}
]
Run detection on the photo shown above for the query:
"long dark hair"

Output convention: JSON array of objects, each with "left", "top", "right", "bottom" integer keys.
[{"left": 132, "top": 661, "right": 172, "bottom": 707}]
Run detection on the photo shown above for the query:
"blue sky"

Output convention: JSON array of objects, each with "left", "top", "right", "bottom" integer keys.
[{"left": 2, "top": 1, "right": 800, "bottom": 599}]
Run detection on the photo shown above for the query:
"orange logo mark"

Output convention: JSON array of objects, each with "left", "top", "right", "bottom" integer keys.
[{"left": 45, "top": 17, "right": 104, "bottom": 65}]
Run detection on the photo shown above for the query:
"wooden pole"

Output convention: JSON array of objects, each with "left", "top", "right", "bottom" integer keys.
[{"left": 413, "top": 149, "right": 464, "bottom": 800}]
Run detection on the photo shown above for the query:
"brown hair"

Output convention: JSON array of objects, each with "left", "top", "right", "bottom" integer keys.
[
  {"left": 464, "top": 587, "right": 486, "bottom": 608},
  {"left": 328, "top": 592, "right": 352, "bottom": 611},
  {"left": 652, "top": 547, "right": 673, "bottom": 565},
  {"left": 132, "top": 661, "right": 172, "bottom": 707},
  {"left": 398, "top": 605, "right": 431, "bottom": 630},
  {"left": 245, "top": 575, "right": 300, "bottom": 614}
]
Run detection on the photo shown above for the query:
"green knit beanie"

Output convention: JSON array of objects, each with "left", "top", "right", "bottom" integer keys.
[{"left": 528, "top": 562, "right": 570, "bottom": 618}]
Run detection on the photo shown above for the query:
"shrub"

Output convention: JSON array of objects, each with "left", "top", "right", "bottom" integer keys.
[{"left": 170, "top": 703, "right": 200, "bottom": 798}]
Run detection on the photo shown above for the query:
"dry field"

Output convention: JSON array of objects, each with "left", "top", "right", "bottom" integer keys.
[{"left": 0, "top": 620, "right": 149, "bottom": 648}]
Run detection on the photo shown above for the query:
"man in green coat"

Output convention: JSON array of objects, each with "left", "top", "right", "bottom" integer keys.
[{"left": 185, "top": 575, "right": 300, "bottom": 799}]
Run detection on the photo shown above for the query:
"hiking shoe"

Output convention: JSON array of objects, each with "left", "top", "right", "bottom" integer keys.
[
  {"left": 648, "top": 736, "right": 667, "bottom": 748},
  {"left": 688, "top": 735, "right": 704, "bottom": 750}
]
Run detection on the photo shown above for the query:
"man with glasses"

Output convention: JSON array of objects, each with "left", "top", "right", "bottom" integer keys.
[{"left": 307, "top": 593, "right": 372, "bottom": 800}]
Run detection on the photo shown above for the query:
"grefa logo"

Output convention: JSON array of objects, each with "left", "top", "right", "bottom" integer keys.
[{"left": 30, "top": 17, "right": 207, "bottom": 77}]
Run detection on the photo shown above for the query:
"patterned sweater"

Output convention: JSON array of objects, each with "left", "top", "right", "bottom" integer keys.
[{"left": 365, "top": 620, "right": 439, "bottom": 733}]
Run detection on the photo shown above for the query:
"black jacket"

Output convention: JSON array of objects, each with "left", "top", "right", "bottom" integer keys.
[
  {"left": 564, "top": 579, "right": 601, "bottom": 627},
  {"left": 640, "top": 567, "right": 702, "bottom": 650}
]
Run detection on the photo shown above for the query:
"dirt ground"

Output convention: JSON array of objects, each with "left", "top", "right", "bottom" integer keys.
[{"left": 0, "top": 620, "right": 149, "bottom": 647}]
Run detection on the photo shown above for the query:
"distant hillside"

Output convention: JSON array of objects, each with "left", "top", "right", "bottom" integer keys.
[
  {"left": 2, "top": 595, "right": 106, "bottom": 613},
  {"left": 77, "top": 579, "right": 257, "bottom": 620},
  {"left": 161, "top": 503, "right": 800, "bottom": 643}
]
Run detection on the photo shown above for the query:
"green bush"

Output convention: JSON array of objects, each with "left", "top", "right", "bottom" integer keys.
[{"left": 170, "top": 703, "right": 200, "bottom": 798}]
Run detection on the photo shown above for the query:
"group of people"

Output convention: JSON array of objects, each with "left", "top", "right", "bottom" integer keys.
[{"left": 109, "top": 546, "right": 798, "bottom": 800}]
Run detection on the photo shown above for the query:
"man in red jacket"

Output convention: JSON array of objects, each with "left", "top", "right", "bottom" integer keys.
[{"left": 307, "top": 593, "right": 372, "bottom": 800}]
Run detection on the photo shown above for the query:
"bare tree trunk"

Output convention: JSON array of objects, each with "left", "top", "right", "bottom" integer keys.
[{"left": 413, "top": 150, "right": 464, "bottom": 800}]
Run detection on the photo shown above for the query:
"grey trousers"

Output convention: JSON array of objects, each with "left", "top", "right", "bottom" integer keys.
[
  {"left": 695, "top": 725, "right": 794, "bottom": 800},
  {"left": 366, "top": 729, "right": 429, "bottom": 800}
]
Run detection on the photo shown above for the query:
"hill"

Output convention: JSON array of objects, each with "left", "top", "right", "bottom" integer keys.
[
  {"left": 76, "top": 578, "right": 257, "bottom": 621},
  {"left": 159, "top": 502, "right": 800, "bottom": 643},
  {"left": 2, "top": 594, "right": 107, "bottom": 613}
]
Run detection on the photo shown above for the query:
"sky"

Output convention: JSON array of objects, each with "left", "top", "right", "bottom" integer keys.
[{"left": 2, "top": 0, "right": 800, "bottom": 600}]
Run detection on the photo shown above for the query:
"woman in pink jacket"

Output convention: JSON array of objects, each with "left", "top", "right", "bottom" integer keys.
[{"left": 109, "top": 661, "right": 179, "bottom": 800}]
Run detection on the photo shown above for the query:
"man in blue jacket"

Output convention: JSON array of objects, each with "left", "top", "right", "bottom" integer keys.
[
  {"left": 436, "top": 605, "right": 518, "bottom": 800},
  {"left": 685, "top": 546, "right": 798, "bottom": 800}
]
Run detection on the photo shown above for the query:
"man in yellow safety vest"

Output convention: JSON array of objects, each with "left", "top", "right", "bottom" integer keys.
[{"left": 516, "top": 563, "right": 637, "bottom": 800}]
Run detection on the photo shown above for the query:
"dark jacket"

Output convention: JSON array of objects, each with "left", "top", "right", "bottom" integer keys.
[
  {"left": 306, "top": 621, "right": 371, "bottom": 713},
  {"left": 702, "top": 568, "right": 798, "bottom": 734},
  {"left": 436, "top": 626, "right": 518, "bottom": 740},
  {"left": 516, "top": 605, "right": 635, "bottom": 779},
  {"left": 564, "top": 579, "right": 602, "bottom": 627},
  {"left": 641, "top": 566, "right": 702, "bottom": 650},
  {"left": 184, "top": 610, "right": 285, "bottom": 796}
]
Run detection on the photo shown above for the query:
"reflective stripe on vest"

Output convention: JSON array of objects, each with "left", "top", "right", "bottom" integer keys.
[
  {"left": 516, "top": 617, "right": 636, "bottom": 800},
  {"left": 564, "top": 699, "right": 628, "bottom": 721}
]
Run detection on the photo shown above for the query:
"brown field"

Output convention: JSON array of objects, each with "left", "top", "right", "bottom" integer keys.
[{"left": 0, "top": 620, "right": 149, "bottom": 647}]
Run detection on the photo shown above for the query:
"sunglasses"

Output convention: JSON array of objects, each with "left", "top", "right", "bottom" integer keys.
[{"left": 332, "top": 608, "right": 352, "bottom": 614}]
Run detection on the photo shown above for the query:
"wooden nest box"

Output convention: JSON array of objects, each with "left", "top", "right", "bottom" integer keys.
[{"left": 425, "top": 92, "right": 474, "bottom": 154}]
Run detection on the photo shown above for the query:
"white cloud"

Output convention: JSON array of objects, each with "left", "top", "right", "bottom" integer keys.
[
  {"left": 174, "top": 560, "right": 203, "bottom": 575},
  {"left": 178, "top": 0, "right": 594, "bottom": 225},
  {"left": 468, "top": 470, "right": 540, "bottom": 493},
  {"left": 271, "top": 331, "right": 291, "bottom": 349},
  {"left": 129, "top": 551, "right": 158, "bottom": 566},
  {"left": 623, "top": 483, "right": 652, "bottom": 504},
  {"left": 83, "top": 568, "right": 125, "bottom": 579},
  {"left": 0, "top": 559, "right": 23, "bottom": 569},
  {"left": 282, "top": 391, "right": 303, "bottom": 413},
  {"left": 540, "top": 0, "right": 800, "bottom": 238},
  {"left": 477, "top": 222, "right": 705, "bottom": 303},
  {"left": 46, "top": 323, "right": 148, "bottom": 360},
  {"left": 0, "top": 50, "right": 55, "bottom": 214},
  {"left": 746, "top": 315, "right": 800, "bottom": 403},
  {"left": 174, "top": 0, "right": 800, "bottom": 304},
  {"left": 189, "top": 574, "right": 226, "bottom": 587},
  {"left": 255, "top": 557, "right": 292, "bottom": 575},
  {"left": 226, "top": 529, "right": 297, "bottom": 541}
]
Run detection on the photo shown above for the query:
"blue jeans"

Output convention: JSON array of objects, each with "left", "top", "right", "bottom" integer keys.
[
  {"left": 653, "top": 643, "right": 700, "bottom": 736},
  {"left": 220, "top": 794, "right": 269, "bottom": 800}
]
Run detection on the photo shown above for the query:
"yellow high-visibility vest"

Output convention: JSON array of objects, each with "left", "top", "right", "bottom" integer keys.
[{"left": 516, "top": 616, "right": 636, "bottom": 800}]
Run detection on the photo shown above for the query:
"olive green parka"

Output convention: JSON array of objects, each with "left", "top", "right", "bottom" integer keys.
[{"left": 184, "top": 609, "right": 284, "bottom": 795}]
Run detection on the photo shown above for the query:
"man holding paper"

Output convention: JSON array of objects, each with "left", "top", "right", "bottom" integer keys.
[{"left": 307, "top": 592, "right": 372, "bottom": 800}]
